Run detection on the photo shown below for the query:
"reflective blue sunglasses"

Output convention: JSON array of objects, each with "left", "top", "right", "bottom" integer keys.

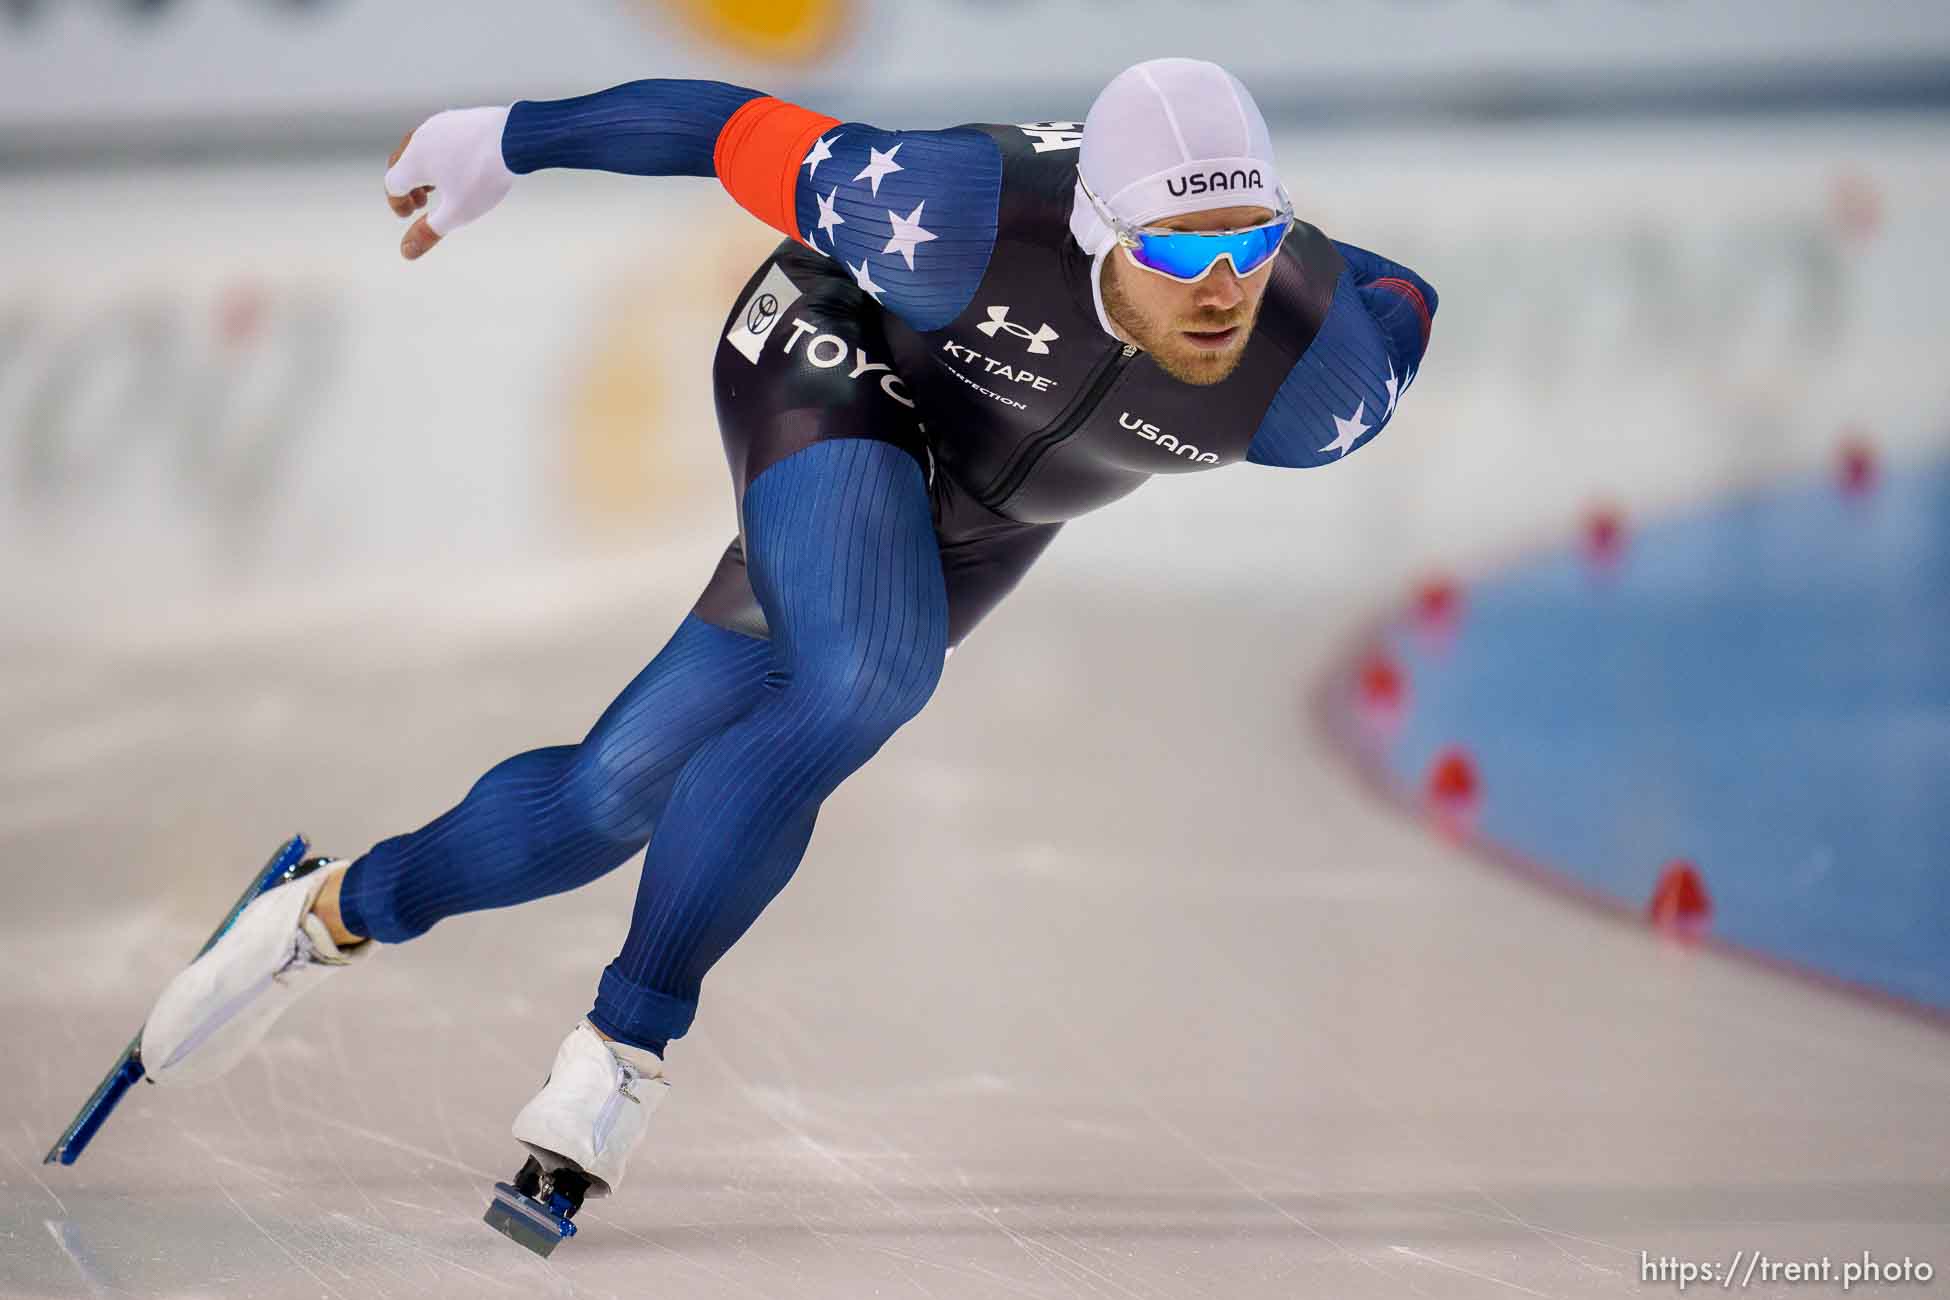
[{"left": 1079, "top": 170, "right": 1293, "bottom": 284}]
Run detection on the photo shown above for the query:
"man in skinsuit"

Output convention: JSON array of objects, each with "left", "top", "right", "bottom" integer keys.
[{"left": 138, "top": 58, "right": 1437, "bottom": 1205}]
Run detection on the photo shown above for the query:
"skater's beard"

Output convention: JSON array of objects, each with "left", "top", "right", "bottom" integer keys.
[{"left": 1098, "top": 239, "right": 1272, "bottom": 387}]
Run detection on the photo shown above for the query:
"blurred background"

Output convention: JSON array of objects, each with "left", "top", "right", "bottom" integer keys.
[
  {"left": 3, "top": 4, "right": 1948, "bottom": 1298},
  {"left": 4, "top": 0, "right": 1945, "bottom": 636}
]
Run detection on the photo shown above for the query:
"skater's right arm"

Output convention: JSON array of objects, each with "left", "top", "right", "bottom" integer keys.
[
  {"left": 384, "top": 83, "right": 771, "bottom": 258},
  {"left": 385, "top": 80, "right": 1002, "bottom": 331}
]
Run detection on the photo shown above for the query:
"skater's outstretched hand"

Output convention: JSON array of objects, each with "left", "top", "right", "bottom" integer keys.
[{"left": 384, "top": 106, "right": 516, "bottom": 261}]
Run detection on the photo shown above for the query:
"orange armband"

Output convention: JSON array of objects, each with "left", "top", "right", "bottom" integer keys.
[{"left": 713, "top": 97, "right": 842, "bottom": 244}]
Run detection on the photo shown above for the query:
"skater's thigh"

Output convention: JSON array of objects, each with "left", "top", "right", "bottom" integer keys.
[
  {"left": 694, "top": 241, "right": 936, "bottom": 644},
  {"left": 576, "top": 615, "right": 773, "bottom": 775},
  {"left": 739, "top": 439, "right": 947, "bottom": 660}
]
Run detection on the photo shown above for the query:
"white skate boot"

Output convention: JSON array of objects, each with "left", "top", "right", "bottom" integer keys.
[
  {"left": 142, "top": 860, "right": 369, "bottom": 1085},
  {"left": 513, "top": 1020, "right": 669, "bottom": 1195},
  {"left": 485, "top": 1020, "right": 669, "bottom": 1256}
]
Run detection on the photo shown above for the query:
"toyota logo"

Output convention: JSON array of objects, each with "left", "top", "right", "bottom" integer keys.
[{"left": 746, "top": 293, "right": 781, "bottom": 335}]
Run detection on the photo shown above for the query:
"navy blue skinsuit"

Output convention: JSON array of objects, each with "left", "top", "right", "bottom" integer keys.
[{"left": 335, "top": 83, "right": 1438, "bottom": 1054}]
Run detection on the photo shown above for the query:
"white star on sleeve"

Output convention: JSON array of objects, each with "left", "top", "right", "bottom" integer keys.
[
  {"left": 881, "top": 201, "right": 937, "bottom": 271},
  {"left": 853, "top": 143, "right": 904, "bottom": 196},
  {"left": 1319, "top": 399, "right": 1370, "bottom": 458},
  {"left": 1382, "top": 358, "right": 1400, "bottom": 421},
  {"left": 849, "top": 257, "right": 886, "bottom": 303},
  {"left": 815, "top": 187, "right": 845, "bottom": 241},
  {"left": 803, "top": 133, "right": 840, "bottom": 179}
]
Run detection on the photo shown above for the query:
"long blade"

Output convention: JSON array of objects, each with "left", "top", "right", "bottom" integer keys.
[{"left": 43, "top": 835, "right": 310, "bottom": 1165}]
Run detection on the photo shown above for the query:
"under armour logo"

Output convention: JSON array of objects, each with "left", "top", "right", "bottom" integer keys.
[{"left": 977, "top": 306, "right": 1060, "bottom": 355}]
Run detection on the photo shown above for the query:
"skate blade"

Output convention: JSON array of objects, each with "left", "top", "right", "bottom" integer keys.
[
  {"left": 484, "top": 1182, "right": 576, "bottom": 1258},
  {"left": 45, "top": 835, "right": 310, "bottom": 1166}
]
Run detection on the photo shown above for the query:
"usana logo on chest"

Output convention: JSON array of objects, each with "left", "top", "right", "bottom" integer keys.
[{"left": 1119, "top": 411, "right": 1219, "bottom": 463}]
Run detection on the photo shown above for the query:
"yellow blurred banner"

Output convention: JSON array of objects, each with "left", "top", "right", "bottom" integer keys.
[
  {"left": 5, "top": 0, "right": 1946, "bottom": 132},
  {"left": 653, "top": 0, "right": 851, "bottom": 66}
]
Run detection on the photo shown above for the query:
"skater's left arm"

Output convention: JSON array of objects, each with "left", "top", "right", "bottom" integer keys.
[{"left": 1244, "top": 241, "right": 1437, "bottom": 469}]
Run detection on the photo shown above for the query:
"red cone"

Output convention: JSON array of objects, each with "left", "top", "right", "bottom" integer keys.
[
  {"left": 1583, "top": 503, "right": 1626, "bottom": 566},
  {"left": 1648, "top": 859, "right": 1712, "bottom": 933},
  {"left": 1838, "top": 432, "right": 1878, "bottom": 496},
  {"left": 1357, "top": 652, "right": 1405, "bottom": 712},
  {"left": 1425, "top": 746, "right": 1479, "bottom": 817},
  {"left": 1413, "top": 577, "right": 1461, "bottom": 634}
]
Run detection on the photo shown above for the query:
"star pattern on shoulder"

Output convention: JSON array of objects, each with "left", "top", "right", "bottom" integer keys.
[
  {"left": 815, "top": 187, "right": 845, "bottom": 242},
  {"left": 853, "top": 143, "right": 904, "bottom": 197},
  {"left": 1319, "top": 399, "right": 1370, "bottom": 458},
  {"left": 803, "top": 133, "right": 841, "bottom": 179},
  {"left": 849, "top": 257, "right": 885, "bottom": 303},
  {"left": 1382, "top": 358, "right": 1400, "bottom": 421},
  {"left": 882, "top": 201, "right": 937, "bottom": 271}
]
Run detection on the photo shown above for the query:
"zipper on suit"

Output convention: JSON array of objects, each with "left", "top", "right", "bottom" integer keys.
[{"left": 974, "top": 343, "right": 1138, "bottom": 510}]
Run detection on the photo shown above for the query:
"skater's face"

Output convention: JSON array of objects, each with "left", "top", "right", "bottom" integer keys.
[{"left": 1100, "top": 203, "right": 1278, "bottom": 387}]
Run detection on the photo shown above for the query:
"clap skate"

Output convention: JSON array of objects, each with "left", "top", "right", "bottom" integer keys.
[
  {"left": 46, "top": 835, "right": 365, "bottom": 1164},
  {"left": 484, "top": 1020, "right": 669, "bottom": 1256}
]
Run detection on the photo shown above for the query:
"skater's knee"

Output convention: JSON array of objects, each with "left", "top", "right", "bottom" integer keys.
[
  {"left": 784, "top": 637, "right": 942, "bottom": 751},
  {"left": 563, "top": 736, "right": 677, "bottom": 845}
]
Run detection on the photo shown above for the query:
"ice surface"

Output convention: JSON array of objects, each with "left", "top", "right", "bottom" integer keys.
[{"left": 3, "top": 573, "right": 1947, "bottom": 1299}]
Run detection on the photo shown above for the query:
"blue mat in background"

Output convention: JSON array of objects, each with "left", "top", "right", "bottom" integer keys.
[{"left": 1381, "top": 459, "right": 1950, "bottom": 1012}]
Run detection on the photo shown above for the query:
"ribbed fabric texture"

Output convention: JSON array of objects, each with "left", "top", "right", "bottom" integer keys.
[
  {"left": 1245, "top": 241, "right": 1438, "bottom": 469},
  {"left": 336, "top": 439, "right": 947, "bottom": 1054},
  {"left": 336, "top": 615, "right": 774, "bottom": 944},
  {"left": 497, "top": 78, "right": 1002, "bottom": 333},
  {"left": 501, "top": 79, "right": 764, "bottom": 177},
  {"left": 1336, "top": 239, "right": 1439, "bottom": 371},
  {"left": 591, "top": 439, "right": 948, "bottom": 1046},
  {"left": 790, "top": 123, "right": 1002, "bottom": 331}
]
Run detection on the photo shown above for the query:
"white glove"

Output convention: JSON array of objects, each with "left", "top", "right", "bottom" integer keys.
[{"left": 384, "top": 105, "right": 515, "bottom": 257}]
